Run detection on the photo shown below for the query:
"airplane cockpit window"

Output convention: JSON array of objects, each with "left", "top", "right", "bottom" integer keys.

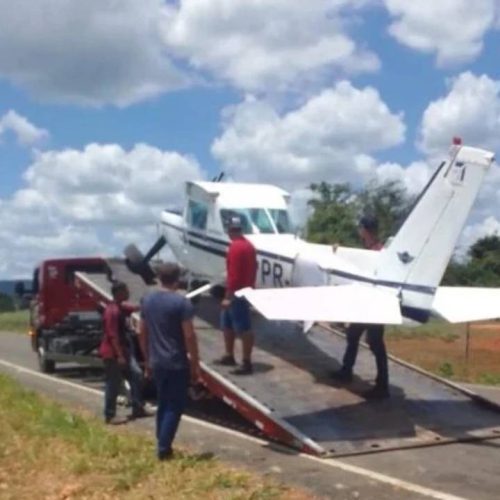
[
  {"left": 221, "top": 209, "right": 253, "bottom": 234},
  {"left": 188, "top": 200, "right": 208, "bottom": 230},
  {"left": 269, "top": 209, "right": 292, "bottom": 234},
  {"left": 220, "top": 208, "right": 290, "bottom": 234}
]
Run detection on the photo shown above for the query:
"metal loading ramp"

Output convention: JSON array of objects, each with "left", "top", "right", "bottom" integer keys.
[{"left": 76, "top": 260, "right": 500, "bottom": 457}]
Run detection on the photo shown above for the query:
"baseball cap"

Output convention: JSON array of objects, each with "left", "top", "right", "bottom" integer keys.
[{"left": 228, "top": 215, "right": 243, "bottom": 231}]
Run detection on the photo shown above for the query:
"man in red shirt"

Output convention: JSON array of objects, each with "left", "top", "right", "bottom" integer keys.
[
  {"left": 331, "top": 215, "right": 390, "bottom": 399},
  {"left": 216, "top": 216, "right": 257, "bottom": 375},
  {"left": 99, "top": 281, "right": 148, "bottom": 423}
]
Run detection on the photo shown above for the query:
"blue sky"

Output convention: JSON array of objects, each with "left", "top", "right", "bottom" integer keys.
[{"left": 1, "top": 0, "right": 500, "bottom": 277}]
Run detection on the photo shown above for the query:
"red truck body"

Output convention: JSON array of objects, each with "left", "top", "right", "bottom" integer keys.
[
  {"left": 29, "top": 257, "right": 109, "bottom": 372},
  {"left": 32, "top": 258, "right": 107, "bottom": 331}
]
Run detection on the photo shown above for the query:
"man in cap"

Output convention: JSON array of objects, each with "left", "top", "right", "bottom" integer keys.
[
  {"left": 331, "top": 214, "right": 390, "bottom": 399},
  {"left": 216, "top": 215, "right": 257, "bottom": 375}
]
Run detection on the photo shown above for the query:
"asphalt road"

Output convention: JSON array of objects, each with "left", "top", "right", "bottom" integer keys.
[{"left": 1, "top": 331, "right": 500, "bottom": 500}]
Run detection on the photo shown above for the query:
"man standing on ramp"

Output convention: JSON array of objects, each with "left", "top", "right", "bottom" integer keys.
[
  {"left": 216, "top": 215, "right": 257, "bottom": 375},
  {"left": 331, "top": 215, "right": 390, "bottom": 399}
]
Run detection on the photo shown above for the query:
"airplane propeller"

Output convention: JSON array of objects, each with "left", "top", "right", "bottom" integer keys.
[{"left": 124, "top": 235, "right": 167, "bottom": 285}]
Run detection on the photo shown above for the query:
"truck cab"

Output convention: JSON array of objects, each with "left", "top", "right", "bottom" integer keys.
[{"left": 29, "top": 257, "right": 108, "bottom": 372}]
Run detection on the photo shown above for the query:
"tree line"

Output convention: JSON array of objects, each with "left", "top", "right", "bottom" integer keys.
[{"left": 306, "top": 180, "right": 500, "bottom": 287}]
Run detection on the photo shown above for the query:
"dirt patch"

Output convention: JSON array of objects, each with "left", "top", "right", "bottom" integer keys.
[{"left": 386, "top": 323, "right": 500, "bottom": 384}]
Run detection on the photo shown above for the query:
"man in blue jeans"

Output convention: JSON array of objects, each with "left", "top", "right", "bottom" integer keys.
[
  {"left": 330, "top": 215, "right": 389, "bottom": 399},
  {"left": 139, "top": 263, "right": 201, "bottom": 460},
  {"left": 99, "top": 281, "right": 148, "bottom": 424}
]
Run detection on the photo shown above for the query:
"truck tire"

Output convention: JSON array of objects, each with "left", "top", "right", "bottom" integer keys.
[
  {"left": 210, "top": 285, "right": 226, "bottom": 301},
  {"left": 37, "top": 341, "right": 56, "bottom": 374}
]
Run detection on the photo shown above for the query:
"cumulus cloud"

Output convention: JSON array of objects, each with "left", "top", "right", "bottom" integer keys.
[
  {"left": 212, "top": 81, "right": 405, "bottom": 189},
  {"left": 457, "top": 215, "right": 500, "bottom": 258},
  {"left": 0, "top": 143, "right": 203, "bottom": 277},
  {"left": 418, "top": 74, "right": 500, "bottom": 255},
  {"left": 0, "top": 0, "right": 189, "bottom": 106},
  {"left": 384, "top": 0, "right": 496, "bottom": 66},
  {"left": 419, "top": 72, "right": 500, "bottom": 156},
  {"left": 162, "top": 0, "right": 379, "bottom": 92},
  {"left": 0, "top": 110, "right": 48, "bottom": 145},
  {"left": 24, "top": 143, "right": 202, "bottom": 225}
]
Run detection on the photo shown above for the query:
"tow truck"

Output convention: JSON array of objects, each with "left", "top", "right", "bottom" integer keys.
[{"left": 21, "top": 257, "right": 108, "bottom": 373}]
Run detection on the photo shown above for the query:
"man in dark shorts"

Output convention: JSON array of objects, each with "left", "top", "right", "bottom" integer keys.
[
  {"left": 139, "top": 263, "right": 201, "bottom": 460},
  {"left": 99, "top": 281, "right": 147, "bottom": 424},
  {"left": 216, "top": 216, "right": 257, "bottom": 375},
  {"left": 331, "top": 215, "right": 390, "bottom": 399}
]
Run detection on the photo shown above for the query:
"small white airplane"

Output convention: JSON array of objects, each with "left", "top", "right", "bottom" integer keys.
[{"left": 130, "top": 139, "right": 500, "bottom": 327}]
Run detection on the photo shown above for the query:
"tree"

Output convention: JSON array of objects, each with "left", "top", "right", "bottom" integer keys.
[
  {"left": 307, "top": 182, "right": 359, "bottom": 245},
  {"left": 306, "top": 180, "right": 413, "bottom": 246},
  {"left": 442, "top": 235, "right": 500, "bottom": 286}
]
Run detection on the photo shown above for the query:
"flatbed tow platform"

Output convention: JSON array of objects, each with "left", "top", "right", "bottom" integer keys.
[{"left": 76, "top": 260, "right": 500, "bottom": 457}]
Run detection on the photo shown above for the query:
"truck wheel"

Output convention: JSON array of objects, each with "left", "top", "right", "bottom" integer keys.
[
  {"left": 210, "top": 285, "right": 226, "bottom": 301},
  {"left": 37, "top": 343, "right": 55, "bottom": 374}
]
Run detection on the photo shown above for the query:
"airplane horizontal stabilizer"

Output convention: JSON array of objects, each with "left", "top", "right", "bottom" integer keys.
[
  {"left": 236, "top": 284, "right": 402, "bottom": 325},
  {"left": 433, "top": 287, "right": 500, "bottom": 323}
]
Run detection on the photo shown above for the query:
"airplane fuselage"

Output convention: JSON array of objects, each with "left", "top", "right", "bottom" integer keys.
[{"left": 161, "top": 208, "right": 430, "bottom": 324}]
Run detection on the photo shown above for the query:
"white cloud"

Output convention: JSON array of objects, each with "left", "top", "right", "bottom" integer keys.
[
  {"left": 373, "top": 160, "right": 432, "bottom": 194},
  {"left": 419, "top": 72, "right": 500, "bottom": 156},
  {"left": 0, "top": 0, "right": 189, "bottom": 106},
  {"left": 458, "top": 215, "right": 500, "bottom": 258},
  {"left": 0, "top": 110, "right": 48, "bottom": 145},
  {"left": 384, "top": 0, "right": 496, "bottom": 66},
  {"left": 212, "top": 81, "right": 405, "bottom": 189},
  {"left": 0, "top": 143, "right": 203, "bottom": 277},
  {"left": 24, "top": 143, "right": 202, "bottom": 225},
  {"left": 162, "top": 0, "right": 379, "bottom": 92}
]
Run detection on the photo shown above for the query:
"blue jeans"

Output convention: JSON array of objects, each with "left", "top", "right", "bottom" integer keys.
[
  {"left": 152, "top": 366, "right": 190, "bottom": 457},
  {"left": 342, "top": 323, "right": 389, "bottom": 389},
  {"left": 103, "top": 358, "right": 143, "bottom": 420}
]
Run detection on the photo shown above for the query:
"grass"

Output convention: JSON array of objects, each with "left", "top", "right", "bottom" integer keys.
[
  {"left": 0, "top": 309, "right": 29, "bottom": 334},
  {"left": 385, "top": 320, "right": 500, "bottom": 386},
  {"left": 0, "top": 373, "right": 309, "bottom": 500}
]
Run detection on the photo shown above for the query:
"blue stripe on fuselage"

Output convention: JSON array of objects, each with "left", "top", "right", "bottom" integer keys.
[{"left": 161, "top": 220, "right": 436, "bottom": 297}]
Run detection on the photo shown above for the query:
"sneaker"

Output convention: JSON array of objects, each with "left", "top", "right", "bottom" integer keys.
[
  {"left": 158, "top": 449, "right": 174, "bottom": 461},
  {"left": 231, "top": 361, "right": 253, "bottom": 376},
  {"left": 130, "top": 406, "right": 155, "bottom": 419},
  {"left": 329, "top": 369, "right": 353, "bottom": 383},
  {"left": 105, "top": 415, "right": 128, "bottom": 425},
  {"left": 214, "top": 355, "right": 237, "bottom": 366},
  {"left": 362, "top": 386, "right": 390, "bottom": 400}
]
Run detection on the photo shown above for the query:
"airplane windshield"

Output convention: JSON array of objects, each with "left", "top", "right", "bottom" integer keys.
[
  {"left": 269, "top": 209, "right": 292, "bottom": 234},
  {"left": 221, "top": 208, "right": 286, "bottom": 234}
]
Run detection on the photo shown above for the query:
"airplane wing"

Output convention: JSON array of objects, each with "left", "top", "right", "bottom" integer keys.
[
  {"left": 432, "top": 287, "right": 500, "bottom": 323},
  {"left": 236, "top": 284, "right": 402, "bottom": 324}
]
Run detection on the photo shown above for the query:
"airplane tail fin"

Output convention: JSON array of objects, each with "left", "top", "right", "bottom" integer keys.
[{"left": 375, "top": 143, "right": 495, "bottom": 312}]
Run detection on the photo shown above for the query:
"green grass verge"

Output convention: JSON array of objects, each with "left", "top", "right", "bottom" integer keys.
[
  {"left": 0, "top": 373, "right": 302, "bottom": 499},
  {"left": 0, "top": 309, "right": 29, "bottom": 334}
]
